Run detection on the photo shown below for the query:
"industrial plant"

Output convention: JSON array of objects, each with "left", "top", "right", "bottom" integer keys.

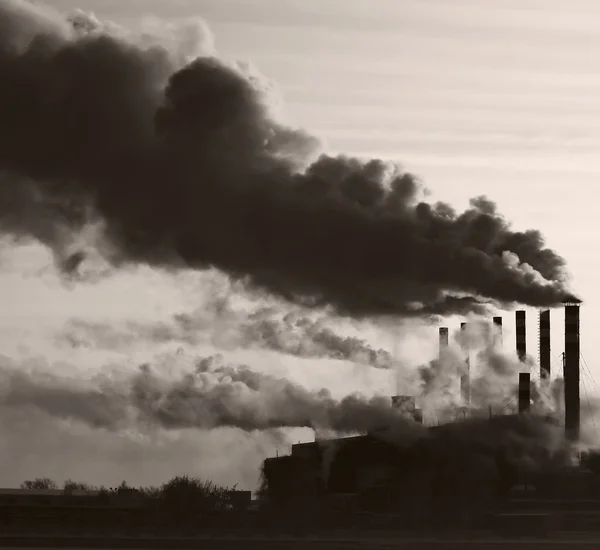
[{"left": 262, "top": 301, "right": 600, "bottom": 536}]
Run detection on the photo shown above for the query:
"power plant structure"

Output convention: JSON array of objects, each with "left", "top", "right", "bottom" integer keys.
[
  {"left": 261, "top": 300, "right": 600, "bottom": 535},
  {"left": 539, "top": 309, "right": 551, "bottom": 381},
  {"left": 518, "top": 372, "right": 531, "bottom": 414},
  {"left": 272, "top": 301, "right": 582, "bottom": 440},
  {"left": 493, "top": 315, "right": 503, "bottom": 347},
  {"left": 433, "top": 302, "right": 581, "bottom": 440},
  {"left": 565, "top": 301, "right": 581, "bottom": 442},
  {"left": 459, "top": 321, "right": 471, "bottom": 407},
  {"left": 438, "top": 326, "right": 449, "bottom": 351},
  {"left": 516, "top": 309, "right": 527, "bottom": 362}
]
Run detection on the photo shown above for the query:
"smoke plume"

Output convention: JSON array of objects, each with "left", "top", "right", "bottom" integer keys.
[
  {"left": 60, "top": 305, "right": 394, "bottom": 369},
  {"left": 0, "top": 354, "right": 425, "bottom": 437},
  {"left": 414, "top": 323, "right": 565, "bottom": 423},
  {"left": 415, "top": 347, "right": 523, "bottom": 423},
  {"left": 0, "top": 1, "right": 577, "bottom": 317}
]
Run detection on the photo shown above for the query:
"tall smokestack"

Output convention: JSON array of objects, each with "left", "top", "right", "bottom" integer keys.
[
  {"left": 539, "top": 310, "right": 551, "bottom": 381},
  {"left": 516, "top": 310, "right": 526, "bottom": 362},
  {"left": 564, "top": 302, "right": 581, "bottom": 442},
  {"left": 439, "top": 327, "right": 449, "bottom": 356},
  {"left": 460, "top": 322, "right": 470, "bottom": 407},
  {"left": 518, "top": 372, "right": 531, "bottom": 414},
  {"left": 493, "top": 316, "right": 503, "bottom": 347}
]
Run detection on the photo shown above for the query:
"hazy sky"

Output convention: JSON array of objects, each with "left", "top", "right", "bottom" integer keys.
[
  {"left": 2, "top": 0, "right": 599, "bottom": 488},
  {"left": 45, "top": 0, "right": 599, "bottom": 379},
  {"left": 47, "top": 0, "right": 598, "bottom": 325}
]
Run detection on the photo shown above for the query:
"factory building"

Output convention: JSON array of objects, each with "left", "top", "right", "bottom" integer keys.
[
  {"left": 262, "top": 302, "right": 585, "bottom": 526},
  {"left": 264, "top": 433, "right": 405, "bottom": 512}
]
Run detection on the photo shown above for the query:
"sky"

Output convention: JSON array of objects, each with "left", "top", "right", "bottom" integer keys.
[
  {"left": 45, "top": 0, "right": 597, "bottom": 336},
  {"left": 0, "top": 0, "right": 598, "bottom": 489}
]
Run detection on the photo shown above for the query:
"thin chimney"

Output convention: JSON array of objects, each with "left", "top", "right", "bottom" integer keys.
[
  {"left": 564, "top": 302, "right": 581, "bottom": 442},
  {"left": 493, "top": 316, "right": 503, "bottom": 347},
  {"left": 460, "top": 322, "right": 470, "bottom": 406},
  {"left": 518, "top": 372, "right": 531, "bottom": 414},
  {"left": 539, "top": 310, "right": 551, "bottom": 381},
  {"left": 516, "top": 310, "right": 526, "bottom": 362},
  {"left": 439, "top": 327, "right": 449, "bottom": 356}
]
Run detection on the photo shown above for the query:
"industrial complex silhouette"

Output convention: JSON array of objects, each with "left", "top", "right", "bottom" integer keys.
[{"left": 4, "top": 302, "right": 600, "bottom": 543}]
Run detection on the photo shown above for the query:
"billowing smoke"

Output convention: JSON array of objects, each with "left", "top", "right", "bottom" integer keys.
[
  {"left": 60, "top": 305, "right": 394, "bottom": 369},
  {"left": 0, "top": 354, "right": 425, "bottom": 437},
  {"left": 415, "top": 347, "right": 522, "bottom": 423},
  {"left": 414, "top": 323, "right": 564, "bottom": 423},
  {"left": 0, "top": 1, "right": 577, "bottom": 317}
]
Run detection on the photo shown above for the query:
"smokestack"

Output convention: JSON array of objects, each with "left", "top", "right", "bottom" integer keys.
[
  {"left": 493, "top": 316, "right": 503, "bottom": 347},
  {"left": 516, "top": 310, "right": 526, "bottom": 362},
  {"left": 564, "top": 302, "right": 581, "bottom": 442},
  {"left": 439, "top": 327, "right": 449, "bottom": 356},
  {"left": 518, "top": 372, "right": 531, "bottom": 414},
  {"left": 539, "top": 310, "right": 551, "bottom": 381},
  {"left": 460, "top": 322, "right": 470, "bottom": 407}
]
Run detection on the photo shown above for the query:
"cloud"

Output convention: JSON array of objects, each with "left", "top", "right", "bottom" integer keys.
[
  {"left": 0, "top": 0, "right": 577, "bottom": 318},
  {"left": 59, "top": 301, "right": 396, "bottom": 369},
  {"left": 0, "top": 238, "right": 397, "bottom": 489},
  {"left": 0, "top": 353, "right": 424, "bottom": 436}
]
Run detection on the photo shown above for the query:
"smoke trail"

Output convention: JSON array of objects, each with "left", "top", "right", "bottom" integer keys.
[
  {"left": 0, "top": 1, "right": 577, "bottom": 317},
  {"left": 61, "top": 306, "right": 394, "bottom": 369},
  {"left": 0, "top": 355, "right": 425, "bottom": 436},
  {"left": 223, "top": 308, "right": 395, "bottom": 367}
]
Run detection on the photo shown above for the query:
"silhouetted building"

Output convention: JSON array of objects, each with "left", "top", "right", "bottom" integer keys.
[{"left": 263, "top": 433, "right": 406, "bottom": 513}]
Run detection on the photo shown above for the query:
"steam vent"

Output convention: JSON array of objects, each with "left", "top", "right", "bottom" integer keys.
[{"left": 263, "top": 301, "right": 600, "bottom": 538}]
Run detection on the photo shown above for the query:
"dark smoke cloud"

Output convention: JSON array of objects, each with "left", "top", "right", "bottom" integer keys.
[
  {"left": 0, "top": 354, "right": 425, "bottom": 436},
  {"left": 0, "top": 1, "right": 577, "bottom": 317},
  {"left": 60, "top": 305, "right": 394, "bottom": 369}
]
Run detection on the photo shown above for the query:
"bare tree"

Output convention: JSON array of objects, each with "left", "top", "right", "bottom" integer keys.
[
  {"left": 138, "top": 485, "right": 161, "bottom": 502},
  {"left": 117, "top": 480, "right": 131, "bottom": 491},
  {"left": 63, "top": 479, "right": 97, "bottom": 491},
  {"left": 157, "top": 475, "right": 235, "bottom": 527},
  {"left": 20, "top": 478, "right": 58, "bottom": 490}
]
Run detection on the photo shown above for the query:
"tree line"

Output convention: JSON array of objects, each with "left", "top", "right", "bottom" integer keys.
[{"left": 18, "top": 475, "right": 250, "bottom": 515}]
